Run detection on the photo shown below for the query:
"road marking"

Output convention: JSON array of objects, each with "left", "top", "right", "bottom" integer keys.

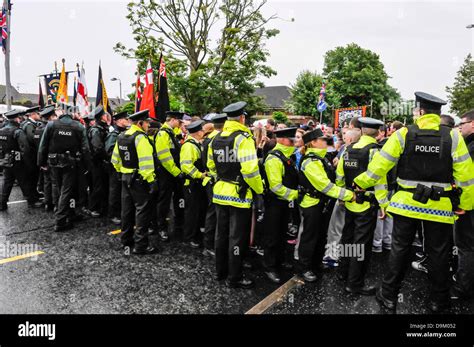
[
  {"left": 245, "top": 275, "right": 305, "bottom": 315},
  {"left": 0, "top": 251, "right": 44, "bottom": 265},
  {"left": 7, "top": 200, "right": 27, "bottom": 205},
  {"left": 109, "top": 230, "right": 122, "bottom": 235}
]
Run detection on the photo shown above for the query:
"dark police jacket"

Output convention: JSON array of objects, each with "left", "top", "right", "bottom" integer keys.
[
  {"left": 37, "top": 114, "right": 91, "bottom": 167},
  {"left": 0, "top": 121, "right": 33, "bottom": 168},
  {"left": 88, "top": 122, "right": 109, "bottom": 162}
]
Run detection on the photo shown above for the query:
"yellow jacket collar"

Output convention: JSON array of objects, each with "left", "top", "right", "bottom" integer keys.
[
  {"left": 306, "top": 147, "right": 327, "bottom": 158},
  {"left": 273, "top": 143, "right": 295, "bottom": 158},
  {"left": 415, "top": 114, "right": 440, "bottom": 130},
  {"left": 223, "top": 120, "right": 252, "bottom": 136}
]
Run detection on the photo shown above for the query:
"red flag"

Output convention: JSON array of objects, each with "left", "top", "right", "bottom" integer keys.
[
  {"left": 139, "top": 59, "right": 156, "bottom": 119},
  {"left": 135, "top": 67, "right": 142, "bottom": 113}
]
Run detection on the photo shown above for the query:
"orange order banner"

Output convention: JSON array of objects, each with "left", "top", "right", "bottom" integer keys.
[{"left": 334, "top": 106, "right": 368, "bottom": 128}]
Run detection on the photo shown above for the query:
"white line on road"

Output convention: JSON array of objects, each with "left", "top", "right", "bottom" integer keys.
[{"left": 7, "top": 200, "right": 27, "bottom": 205}]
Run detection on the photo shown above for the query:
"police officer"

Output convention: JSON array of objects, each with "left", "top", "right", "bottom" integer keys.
[
  {"left": 451, "top": 109, "right": 474, "bottom": 300},
  {"left": 336, "top": 117, "right": 389, "bottom": 296},
  {"left": 180, "top": 120, "right": 208, "bottom": 248},
  {"left": 0, "top": 109, "right": 42, "bottom": 210},
  {"left": 88, "top": 105, "right": 110, "bottom": 217},
  {"left": 354, "top": 92, "right": 474, "bottom": 312},
  {"left": 105, "top": 111, "right": 130, "bottom": 225},
  {"left": 207, "top": 101, "right": 264, "bottom": 289},
  {"left": 35, "top": 106, "right": 58, "bottom": 211},
  {"left": 201, "top": 114, "right": 227, "bottom": 257},
  {"left": 262, "top": 127, "right": 299, "bottom": 284},
  {"left": 154, "top": 111, "right": 186, "bottom": 242},
  {"left": 22, "top": 106, "right": 43, "bottom": 204},
  {"left": 111, "top": 109, "right": 158, "bottom": 255},
  {"left": 38, "top": 103, "right": 91, "bottom": 231},
  {"left": 298, "top": 129, "right": 355, "bottom": 282}
]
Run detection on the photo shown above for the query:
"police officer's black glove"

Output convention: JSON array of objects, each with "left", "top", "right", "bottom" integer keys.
[
  {"left": 177, "top": 172, "right": 186, "bottom": 184},
  {"left": 255, "top": 194, "right": 265, "bottom": 213},
  {"left": 149, "top": 180, "right": 159, "bottom": 195}
]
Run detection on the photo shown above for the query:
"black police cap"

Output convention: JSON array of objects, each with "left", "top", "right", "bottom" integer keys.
[
  {"left": 91, "top": 105, "right": 105, "bottom": 119},
  {"left": 113, "top": 111, "right": 129, "bottom": 121},
  {"left": 186, "top": 120, "right": 204, "bottom": 134},
  {"left": 129, "top": 109, "right": 153, "bottom": 122},
  {"left": 4, "top": 109, "right": 26, "bottom": 119},
  {"left": 39, "top": 106, "right": 56, "bottom": 119},
  {"left": 358, "top": 117, "right": 384, "bottom": 129},
  {"left": 26, "top": 106, "right": 40, "bottom": 114},
  {"left": 302, "top": 128, "right": 330, "bottom": 144},
  {"left": 415, "top": 92, "right": 447, "bottom": 111},
  {"left": 211, "top": 113, "right": 227, "bottom": 124},
  {"left": 165, "top": 111, "right": 186, "bottom": 120},
  {"left": 223, "top": 101, "right": 247, "bottom": 118},
  {"left": 274, "top": 127, "right": 298, "bottom": 139}
]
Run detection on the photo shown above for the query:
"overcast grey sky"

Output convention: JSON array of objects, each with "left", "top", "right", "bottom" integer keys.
[{"left": 1, "top": 0, "right": 473, "bottom": 112}]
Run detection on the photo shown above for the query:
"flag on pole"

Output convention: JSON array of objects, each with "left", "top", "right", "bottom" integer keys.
[
  {"left": 156, "top": 54, "right": 170, "bottom": 122},
  {"left": 135, "top": 67, "right": 142, "bottom": 113},
  {"left": 76, "top": 64, "right": 90, "bottom": 116},
  {"left": 56, "top": 59, "right": 68, "bottom": 104},
  {"left": 139, "top": 59, "right": 156, "bottom": 119},
  {"left": 96, "top": 62, "right": 112, "bottom": 114},
  {"left": 38, "top": 81, "right": 45, "bottom": 109},
  {"left": 0, "top": 0, "right": 8, "bottom": 54},
  {"left": 317, "top": 81, "right": 327, "bottom": 112}
]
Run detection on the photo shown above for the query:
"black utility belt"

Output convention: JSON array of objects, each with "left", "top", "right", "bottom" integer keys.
[
  {"left": 398, "top": 184, "right": 451, "bottom": 203},
  {"left": 47, "top": 153, "right": 80, "bottom": 168}
]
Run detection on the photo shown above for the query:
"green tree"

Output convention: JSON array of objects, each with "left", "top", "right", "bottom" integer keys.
[
  {"left": 446, "top": 54, "right": 474, "bottom": 116},
  {"left": 272, "top": 111, "right": 288, "bottom": 124},
  {"left": 114, "top": 0, "right": 279, "bottom": 115},
  {"left": 114, "top": 101, "right": 136, "bottom": 115},
  {"left": 286, "top": 70, "right": 337, "bottom": 122},
  {"left": 322, "top": 43, "right": 400, "bottom": 117}
]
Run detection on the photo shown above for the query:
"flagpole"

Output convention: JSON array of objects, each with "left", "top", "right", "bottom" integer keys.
[{"left": 4, "top": 0, "right": 12, "bottom": 110}]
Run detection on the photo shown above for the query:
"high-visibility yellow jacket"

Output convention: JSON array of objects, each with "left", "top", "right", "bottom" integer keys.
[
  {"left": 111, "top": 124, "right": 156, "bottom": 183},
  {"left": 180, "top": 136, "right": 205, "bottom": 186},
  {"left": 264, "top": 143, "right": 298, "bottom": 202},
  {"left": 354, "top": 114, "right": 474, "bottom": 224},
  {"left": 336, "top": 135, "right": 389, "bottom": 213},
  {"left": 300, "top": 148, "right": 354, "bottom": 208},
  {"left": 206, "top": 120, "right": 264, "bottom": 209},
  {"left": 155, "top": 122, "right": 182, "bottom": 177}
]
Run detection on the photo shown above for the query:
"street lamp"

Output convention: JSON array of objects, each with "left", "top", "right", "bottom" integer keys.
[{"left": 110, "top": 77, "right": 122, "bottom": 105}]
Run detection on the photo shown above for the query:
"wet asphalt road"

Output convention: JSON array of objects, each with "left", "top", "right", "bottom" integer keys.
[{"left": 0, "top": 186, "right": 473, "bottom": 315}]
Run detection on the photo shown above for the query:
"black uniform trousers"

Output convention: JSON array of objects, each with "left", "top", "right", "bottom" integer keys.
[
  {"left": 108, "top": 165, "right": 122, "bottom": 219},
  {"left": 50, "top": 166, "right": 78, "bottom": 226},
  {"left": 382, "top": 214, "right": 452, "bottom": 303},
  {"left": 263, "top": 197, "right": 291, "bottom": 272},
  {"left": 298, "top": 202, "right": 326, "bottom": 273},
  {"left": 215, "top": 204, "right": 252, "bottom": 282},
  {"left": 338, "top": 205, "right": 378, "bottom": 288},
  {"left": 454, "top": 210, "right": 474, "bottom": 295},
  {"left": 203, "top": 183, "right": 217, "bottom": 250},
  {"left": 183, "top": 181, "right": 206, "bottom": 243},
  {"left": 89, "top": 161, "right": 109, "bottom": 214},
  {"left": 156, "top": 170, "right": 184, "bottom": 232},
  {"left": 0, "top": 163, "right": 35, "bottom": 206},
  {"left": 76, "top": 163, "right": 89, "bottom": 211},
  {"left": 120, "top": 174, "right": 153, "bottom": 250},
  {"left": 41, "top": 168, "right": 57, "bottom": 207}
]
